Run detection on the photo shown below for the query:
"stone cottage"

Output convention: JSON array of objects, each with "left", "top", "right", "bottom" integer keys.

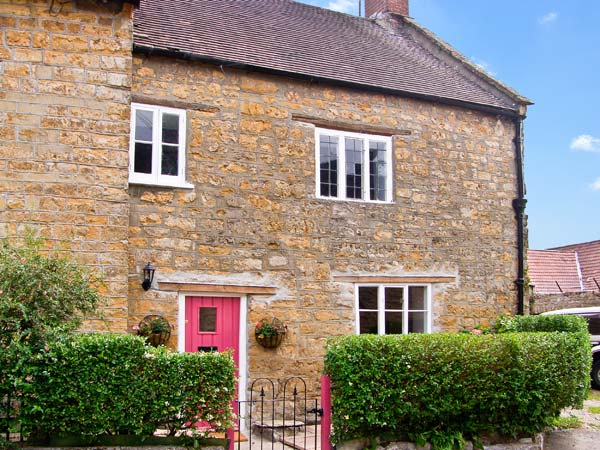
[{"left": 0, "top": 0, "right": 530, "bottom": 396}]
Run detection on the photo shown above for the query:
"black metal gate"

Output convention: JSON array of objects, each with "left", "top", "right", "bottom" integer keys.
[{"left": 234, "top": 377, "right": 323, "bottom": 450}]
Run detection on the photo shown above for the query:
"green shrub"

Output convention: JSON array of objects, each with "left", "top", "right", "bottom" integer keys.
[
  {"left": 20, "top": 333, "right": 236, "bottom": 441},
  {"left": 0, "top": 235, "right": 104, "bottom": 443},
  {"left": 0, "top": 235, "right": 102, "bottom": 349},
  {"left": 495, "top": 313, "right": 588, "bottom": 334},
  {"left": 144, "top": 347, "right": 237, "bottom": 436},
  {"left": 324, "top": 328, "right": 590, "bottom": 448}
]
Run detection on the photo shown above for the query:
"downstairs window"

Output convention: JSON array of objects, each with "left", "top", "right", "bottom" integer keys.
[{"left": 356, "top": 285, "right": 431, "bottom": 335}]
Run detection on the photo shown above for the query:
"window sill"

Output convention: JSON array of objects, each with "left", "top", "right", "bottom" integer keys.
[
  {"left": 316, "top": 195, "right": 394, "bottom": 205},
  {"left": 129, "top": 179, "right": 195, "bottom": 190}
]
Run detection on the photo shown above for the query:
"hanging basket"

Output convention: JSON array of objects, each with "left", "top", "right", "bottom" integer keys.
[
  {"left": 255, "top": 318, "right": 286, "bottom": 349},
  {"left": 255, "top": 333, "right": 284, "bottom": 349},
  {"left": 147, "top": 331, "right": 170, "bottom": 347},
  {"left": 137, "top": 315, "right": 171, "bottom": 347}
]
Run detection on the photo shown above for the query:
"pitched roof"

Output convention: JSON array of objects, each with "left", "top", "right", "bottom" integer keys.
[
  {"left": 528, "top": 249, "right": 583, "bottom": 295},
  {"left": 133, "top": 0, "right": 530, "bottom": 114},
  {"left": 550, "top": 240, "right": 600, "bottom": 293}
]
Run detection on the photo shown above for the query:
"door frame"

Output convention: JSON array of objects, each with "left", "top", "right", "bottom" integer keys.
[{"left": 178, "top": 292, "right": 248, "bottom": 409}]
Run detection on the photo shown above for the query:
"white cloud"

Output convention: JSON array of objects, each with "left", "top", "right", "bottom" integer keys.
[
  {"left": 591, "top": 178, "right": 600, "bottom": 191},
  {"left": 327, "top": 0, "right": 356, "bottom": 14},
  {"left": 470, "top": 57, "right": 496, "bottom": 76},
  {"left": 538, "top": 12, "right": 558, "bottom": 25},
  {"left": 570, "top": 134, "right": 600, "bottom": 152}
]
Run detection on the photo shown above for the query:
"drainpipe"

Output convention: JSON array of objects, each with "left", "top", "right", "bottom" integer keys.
[{"left": 512, "top": 115, "right": 527, "bottom": 315}]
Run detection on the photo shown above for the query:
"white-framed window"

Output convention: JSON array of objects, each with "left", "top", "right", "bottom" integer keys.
[
  {"left": 315, "top": 128, "right": 392, "bottom": 203},
  {"left": 129, "top": 103, "right": 192, "bottom": 188},
  {"left": 355, "top": 284, "right": 431, "bottom": 335}
]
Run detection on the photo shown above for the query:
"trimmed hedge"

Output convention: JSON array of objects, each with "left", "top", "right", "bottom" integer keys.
[
  {"left": 20, "top": 333, "right": 235, "bottom": 441},
  {"left": 324, "top": 315, "right": 590, "bottom": 448}
]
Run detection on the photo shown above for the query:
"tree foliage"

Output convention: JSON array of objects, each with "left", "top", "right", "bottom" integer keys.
[{"left": 0, "top": 235, "right": 102, "bottom": 349}]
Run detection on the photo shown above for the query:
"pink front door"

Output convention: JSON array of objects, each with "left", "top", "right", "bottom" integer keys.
[{"left": 185, "top": 296, "right": 240, "bottom": 368}]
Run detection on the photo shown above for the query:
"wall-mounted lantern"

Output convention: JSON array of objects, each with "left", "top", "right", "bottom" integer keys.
[{"left": 141, "top": 262, "right": 156, "bottom": 291}]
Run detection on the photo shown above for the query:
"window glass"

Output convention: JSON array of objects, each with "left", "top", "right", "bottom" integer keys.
[
  {"left": 409, "top": 286, "right": 427, "bottom": 310},
  {"left": 162, "top": 113, "right": 179, "bottom": 144},
  {"left": 199, "top": 307, "right": 217, "bottom": 332},
  {"left": 135, "top": 109, "right": 153, "bottom": 141},
  {"left": 587, "top": 317, "right": 600, "bottom": 335},
  {"left": 385, "top": 312, "right": 403, "bottom": 334},
  {"left": 316, "top": 129, "right": 391, "bottom": 203},
  {"left": 130, "top": 103, "right": 187, "bottom": 187},
  {"left": 408, "top": 311, "right": 426, "bottom": 333},
  {"left": 161, "top": 145, "right": 178, "bottom": 176},
  {"left": 345, "top": 137, "right": 363, "bottom": 199},
  {"left": 357, "top": 285, "right": 429, "bottom": 335},
  {"left": 134, "top": 143, "right": 153, "bottom": 174},
  {"left": 369, "top": 141, "right": 387, "bottom": 201},
  {"left": 358, "top": 286, "right": 378, "bottom": 309},
  {"left": 385, "top": 287, "right": 403, "bottom": 309},
  {"left": 359, "top": 311, "right": 378, "bottom": 334},
  {"left": 319, "top": 135, "right": 338, "bottom": 197}
]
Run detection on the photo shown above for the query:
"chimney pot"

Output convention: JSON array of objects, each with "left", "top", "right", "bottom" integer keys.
[{"left": 365, "top": 0, "right": 409, "bottom": 17}]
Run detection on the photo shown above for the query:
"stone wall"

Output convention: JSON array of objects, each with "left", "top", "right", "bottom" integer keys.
[
  {"left": 0, "top": 0, "right": 134, "bottom": 331},
  {"left": 130, "top": 55, "right": 521, "bottom": 387},
  {"left": 530, "top": 291, "right": 600, "bottom": 314}
]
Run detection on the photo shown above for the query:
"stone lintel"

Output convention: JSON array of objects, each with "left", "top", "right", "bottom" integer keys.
[
  {"left": 333, "top": 275, "right": 456, "bottom": 284},
  {"left": 132, "top": 94, "right": 220, "bottom": 113},
  {"left": 292, "top": 113, "right": 412, "bottom": 136},
  {"left": 159, "top": 282, "right": 276, "bottom": 295}
]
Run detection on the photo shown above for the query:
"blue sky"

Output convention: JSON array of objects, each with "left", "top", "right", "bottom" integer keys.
[{"left": 298, "top": 0, "right": 600, "bottom": 249}]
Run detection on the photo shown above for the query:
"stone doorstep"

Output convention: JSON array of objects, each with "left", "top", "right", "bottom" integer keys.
[{"left": 253, "top": 420, "right": 305, "bottom": 441}]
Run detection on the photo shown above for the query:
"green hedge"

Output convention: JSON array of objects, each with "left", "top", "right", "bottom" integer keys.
[
  {"left": 19, "top": 333, "right": 235, "bottom": 441},
  {"left": 324, "top": 315, "right": 590, "bottom": 448}
]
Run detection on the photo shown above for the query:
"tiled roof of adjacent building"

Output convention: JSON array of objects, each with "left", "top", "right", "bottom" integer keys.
[
  {"left": 550, "top": 240, "right": 600, "bottom": 293},
  {"left": 528, "top": 249, "right": 583, "bottom": 295},
  {"left": 133, "top": 0, "right": 531, "bottom": 114}
]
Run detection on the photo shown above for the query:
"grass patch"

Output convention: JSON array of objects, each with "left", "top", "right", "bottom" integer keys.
[
  {"left": 588, "top": 406, "right": 600, "bottom": 414},
  {"left": 551, "top": 415, "right": 583, "bottom": 429},
  {"left": 588, "top": 389, "right": 600, "bottom": 401}
]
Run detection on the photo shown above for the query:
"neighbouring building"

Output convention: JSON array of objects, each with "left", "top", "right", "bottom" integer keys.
[
  {"left": 0, "top": 0, "right": 531, "bottom": 397},
  {"left": 528, "top": 240, "right": 600, "bottom": 313}
]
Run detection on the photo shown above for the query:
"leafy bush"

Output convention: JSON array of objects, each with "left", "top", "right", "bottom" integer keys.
[
  {"left": 495, "top": 313, "right": 588, "bottom": 333},
  {"left": 20, "top": 333, "right": 235, "bottom": 441},
  {"left": 0, "top": 235, "right": 104, "bottom": 444},
  {"left": 324, "top": 321, "right": 590, "bottom": 448},
  {"left": 144, "top": 347, "right": 237, "bottom": 436},
  {"left": 0, "top": 235, "right": 102, "bottom": 349}
]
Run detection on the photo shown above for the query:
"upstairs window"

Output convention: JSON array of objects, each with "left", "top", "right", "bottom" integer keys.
[
  {"left": 316, "top": 128, "right": 392, "bottom": 203},
  {"left": 356, "top": 285, "right": 431, "bottom": 335},
  {"left": 129, "top": 103, "right": 190, "bottom": 188}
]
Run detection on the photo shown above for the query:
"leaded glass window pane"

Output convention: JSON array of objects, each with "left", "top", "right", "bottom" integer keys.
[
  {"left": 345, "top": 137, "right": 363, "bottom": 199},
  {"left": 319, "top": 135, "right": 338, "bottom": 197},
  {"left": 369, "top": 141, "right": 387, "bottom": 201}
]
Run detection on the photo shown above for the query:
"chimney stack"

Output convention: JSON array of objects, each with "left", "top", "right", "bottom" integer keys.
[{"left": 365, "top": 0, "right": 409, "bottom": 17}]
